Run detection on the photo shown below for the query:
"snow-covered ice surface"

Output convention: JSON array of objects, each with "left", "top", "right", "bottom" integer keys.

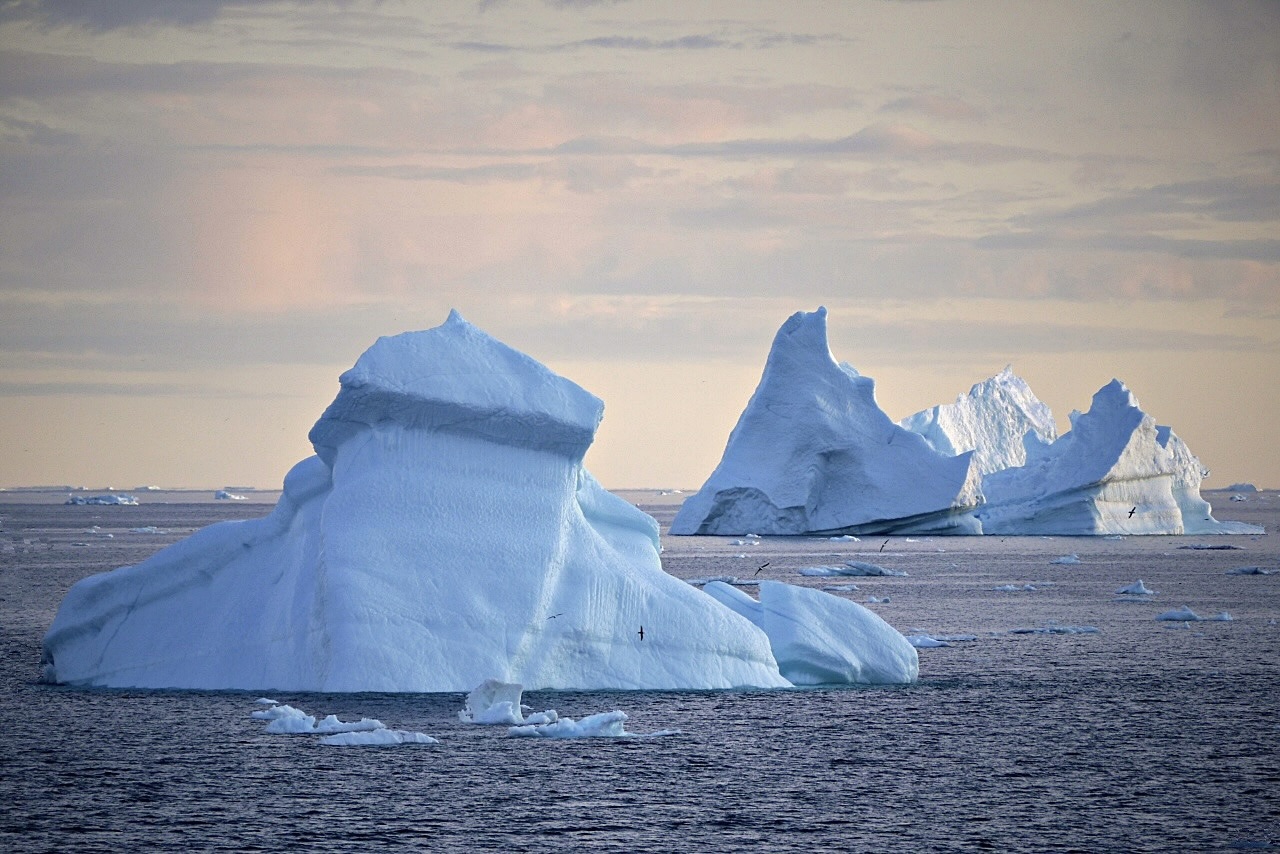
[
  {"left": 979, "top": 380, "right": 1262, "bottom": 536},
  {"left": 39, "top": 311, "right": 789, "bottom": 693},
  {"left": 901, "top": 366, "right": 1057, "bottom": 477},
  {"left": 671, "top": 307, "right": 982, "bottom": 537},
  {"left": 1, "top": 493, "right": 1277, "bottom": 851}
]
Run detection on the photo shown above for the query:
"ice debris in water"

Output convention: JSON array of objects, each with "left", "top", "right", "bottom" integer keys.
[
  {"left": 907, "top": 635, "right": 950, "bottom": 648},
  {"left": 1117, "top": 580, "right": 1155, "bottom": 595},
  {"left": 458, "top": 679, "right": 558, "bottom": 726},
  {"left": 1050, "top": 554, "right": 1081, "bottom": 565},
  {"left": 1226, "top": 566, "right": 1273, "bottom": 575},
  {"left": 995, "top": 583, "right": 1038, "bottom": 592},
  {"left": 1009, "top": 625, "right": 1100, "bottom": 635},
  {"left": 1156, "top": 606, "right": 1201, "bottom": 621},
  {"left": 797, "top": 561, "right": 906, "bottom": 577},
  {"left": 321, "top": 730, "right": 439, "bottom": 746}
]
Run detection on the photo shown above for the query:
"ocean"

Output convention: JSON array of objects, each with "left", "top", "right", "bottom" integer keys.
[{"left": 1, "top": 491, "right": 1277, "bottom": 852}]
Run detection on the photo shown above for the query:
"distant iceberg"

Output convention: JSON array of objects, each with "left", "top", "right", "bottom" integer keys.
[
  {"left": 978, "top": 380, "right": 1262, "bottom": 536},
  {"left": 43, "top": 311, "right": 797, "bottom": 693},
  {"left": 64, "top": 493, "right": 138, "bottom": 506},
  {"left": 671, "top": 307, "right": 982, "bottom": 537}
]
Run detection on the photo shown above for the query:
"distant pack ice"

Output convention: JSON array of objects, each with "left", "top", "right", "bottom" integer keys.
[
  {"left": 41, "top": 311, "right": 913, "bottom": 692},
  {"left": 671, "top": 307, "right": 983, "bottom": 536}
]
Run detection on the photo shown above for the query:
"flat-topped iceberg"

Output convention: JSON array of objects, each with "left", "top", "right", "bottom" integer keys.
[
  {"left": 901, "top": 366, "right": 1057, "bottom": 477},
  {"left": 978, "top": 380, "right": 1262, "bottom": 536},
  {"left": 671, "top": 307, "right": 982, "bottom": 536},
  {"left": 43, "top": 311, "right": 795, "bottom": 693}
]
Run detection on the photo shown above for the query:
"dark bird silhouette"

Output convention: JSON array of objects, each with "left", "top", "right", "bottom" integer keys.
[
  {"left": 880, "top": 538, "right": 890, "bottom": 553},
  {"left": 755, "top": 562, "right": 770, "bottom": 576},
  {"left": 547, "top": 613, "right": 562, "bottom": 620},
  {"left": 1128, "top": 506, "right": 1137, "bottom": 518},
  {"left": 637, "top": 625, "right": 645, "bottom": 641}
]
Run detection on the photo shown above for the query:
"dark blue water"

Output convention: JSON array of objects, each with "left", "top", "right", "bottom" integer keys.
[{"left": 2, "top": 498, "right": 1278, "bottom": 852}]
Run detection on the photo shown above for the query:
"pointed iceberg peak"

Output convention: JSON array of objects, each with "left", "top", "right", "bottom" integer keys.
[
  {"left": 901, "top": 365, "right": 1056, "bottom": 477},
  {"left": 672, "top": 307, "right": 981, "bottom": 537},
  {"left": 309, "top": 310, "right": 604, "bottom": 464}
]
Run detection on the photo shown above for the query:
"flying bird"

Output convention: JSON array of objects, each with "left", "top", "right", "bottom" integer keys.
[
  {"left": 880, "top": 539, "right": 890, "bottom": 553},
  {"left": 547, "top": 613, "right": 563, "bottom": 620},
  {"left": 637, "top": 625, "right": 645, "bottom": 641},
  {"left": 1128, "top": 506, "right": 1137, "bottom": 518},
  {"left": 755, "top": 562, "right": 770, "bottom": 576}
]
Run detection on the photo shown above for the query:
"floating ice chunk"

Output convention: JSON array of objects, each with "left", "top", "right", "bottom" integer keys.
[
  {"left": 1226, "top": 566, "right": 1273, "bottom": 575},
  {"left": 1156, "top": 606, "right": 1201, "bottom": 622},
  {"left": 1117, "top": 580, "right": 1155, "bottom": 595},
  {"left": 1050, "top": 554, "right": 1081, "bottom": 565},
  {"left": 1178, "top": 544, "right": 1243, "bottom": 551},
  {"left": 799, "top": 561, "right": 905, "bottom": 578},
  {"left": 458, "top": 679, "right": 557, "bottom": 726},
  {"left": 866, "top": 596, "right": 890, "bottom": 604},
  {"left": 828, "top": 535, "right": 860, "bottom": 542},
  {"left": 702, "top": 580, "right": 918, "bottom": 685},
  {"left": 1009, "top": 625, "right": 1100, "bottom": 635},
  {"left": 314, "top": 715, "right": 385, "bottom": 734},
  {"left": 320, "top": 729, "right": 438, "bottom": 746},
  {"left": 509, "top": 710, "right": 632, "bottom": 739},
  {"left": 129, "top": 526, "right": 167, "bottom": 534},
  {"left": 995, "top": 583, "right": 1038, "bottom": 592},
  {"left": 254, "top": 697, "right": 278, "bottom": 705},
  {"left": 907, "top": 635, "right": 950, "bottom": 648},
  {"left": 1208, "top": 612, "right": 1233, "bottom": 621},
  {"left": 265, "top": 709, "right": 318, "bottom": 734},
  {"left": 251, "top": 703, "right": 305, "bottom": 721},
  {"left": 822, "top": 584, "right": 858, "bottom": 592},
  {"left": 214, "top": 490, "right": 246, "bottom": 500},
  {"left": 935, "top": 634, "right": 978, "bottom": 643}
]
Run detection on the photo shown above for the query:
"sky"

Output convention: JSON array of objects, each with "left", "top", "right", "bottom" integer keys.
[{"left": 1, "top": 0, "right": 1278, "bottom": 491}]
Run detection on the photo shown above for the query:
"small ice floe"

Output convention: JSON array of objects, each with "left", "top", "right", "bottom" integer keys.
[
  {"left": 252, "top": 704, "right": 386, "bottom": 735},
  {"left": 1226, "top": 566, "right": 1273, "bottom": 576},
  {"left": 994, "top": 583, "right": 1038, "bottom": 592},
  {"left": 730, "top": 539, "right": 759, "bottom": 546},
  {"left": 906, "top": 634, "right": 950, "bottom": 648},
  {"left": 657, "top": 489, "right": 683, "bottom": 496},
  {"left": 1050, "top": 554, "right": 1081, "bottom": 565},
  {"left": 1230, "top": 494, "right": 1248, "bottom": 502},
  {"left": 866, "top": 596, "right": 891, "bottom": 604},
  {"left": 1009, "top": 624, "right": 1100, "bottom": 635},
  {"left": 1117, "top": 580, "right": 1155, "bottom": 595},
  {"left": 1104, "top": 535, "right": 1125, "bottom": 540},
  {"left": 508, "top": 710, "right": 675, "bottom": 739},
  {"left": 1177, "top": 544, "right": 1243, "bottom": 551},
  {"left": 828, "top": 535, "right": 860, "bottom": 542},
  {"left": 1156, "top": 606, "right": 1201, "bottom": 622},
  {"left": 798, "top": 561, "right": 905, "bottom": 578},
  {"left": 320, "top": 729, "right": 438, "bottom": 746},
  {"left": 129, "top": 526, "right": 167, "bottom": 534},
  {"left": 1208, "top": 612, "right": 1233, "bottom": 621},
  {"left": 822, "top": 584, "right": 858, "bottom": 593},
  {"left": 935, "top": 634, "right": 977, "bottom": 643},
  {"left": 65, "top": 493, "right": 138, "bottom": 505},
  {"left": 214, "top": 490, "right": 246, "bottom": 500},
  {"left": 254, "top": 697, "right": 278, "bottom": 705},
  {"left": 458, "top": 679, "right": 558, "bottom": 726}
]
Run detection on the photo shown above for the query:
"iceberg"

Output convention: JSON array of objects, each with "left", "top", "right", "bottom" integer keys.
[
  {"left": 671, "top": 307, "right": 982, "bottom": 537},
  {"left": 978, "top": 380, "right": 1263, "bottom": 536},
  {"left": 901, "top": 366, "right": 1057, "bottom": 477},
  {"left": 1156, "top": 606, "right": 1202, "bottom": 622},
  {"left": 65, "top": 493, "right": 138, "bottom": 506},
  {"left": 701, "top": 580, "right": 918, "bottom": 685},
  {"left": 42, "top": 311, "right": 789, "bottom": 693},
  {"left": 1117, "top": 580, "right": 1155, "bottom": 595},
  {"left": 458, "top": 679, "right": 557, "bottom": 725}
]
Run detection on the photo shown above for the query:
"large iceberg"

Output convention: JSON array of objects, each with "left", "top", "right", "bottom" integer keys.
[
  {"left": 978, "top": 380, "right": 1261, "bottom": 535},
  {"left": 42, "top": 311, "right": 796, "bottom": 692},
  {"left": 900, "top": 366, "right": 1057, "bottom": 477},
  {"left": 670, "top": 307, "right": 982, "bottom": 536}
]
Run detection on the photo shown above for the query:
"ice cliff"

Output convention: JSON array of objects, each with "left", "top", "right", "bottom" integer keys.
[
  {"left": 670, "top": 307, "right": 982, "bottom": 536},
  {"left": 43, "top": 311, "right": 916, "bottom": 692}
]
